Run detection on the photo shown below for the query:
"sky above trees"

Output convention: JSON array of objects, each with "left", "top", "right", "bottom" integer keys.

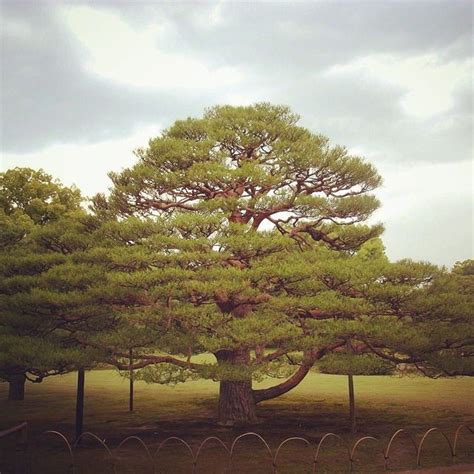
[{"left": 1, "top": 0, "right": 472, "bottom": 267}]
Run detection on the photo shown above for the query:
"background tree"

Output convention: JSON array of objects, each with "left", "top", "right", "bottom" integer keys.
[
  {"left": 394, "top": 259, "right": 474, "bottom": 377},
  {"left": 0, "top": 168, "right": 79, "bottom": 399},
  {"left": 339, "top": 258, "right": 474, "bottom": 379},
  {"left": 31, "top": 209, "right": 120, "bottom": 441},
  {"left": 91, "top": 103, "right": 384, "bottom": 424},
  {"left": 0, "top": 167, "right": 81, "bottom": 226},
  {"left": 0, "top": 168, "right": 108, "bottom": 401}
]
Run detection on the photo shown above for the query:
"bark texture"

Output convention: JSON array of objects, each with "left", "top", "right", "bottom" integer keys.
[
  {"left": 218, "top": 379, "right": 257, "bottom": 425},
  {"left": 216, "top": 346, "right": 342, "bottom": 424},
  {"left": 216, "top": 349, "right": 257, "bottom": 425}
]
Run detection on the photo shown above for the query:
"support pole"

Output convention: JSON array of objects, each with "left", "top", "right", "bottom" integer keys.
[
  {"left": 129, "top": 349, "right": 134, "bottom": 413},
  {"left": 75, "top": 369, "right": 85, "bottom": 444},
  {"left": 348, "top": 374, "right": 356, "bottom": 434}
]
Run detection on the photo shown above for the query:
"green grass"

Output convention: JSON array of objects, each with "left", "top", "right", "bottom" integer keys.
[{"left": 1, "top": 370, "right": 473, "bottom": 473}]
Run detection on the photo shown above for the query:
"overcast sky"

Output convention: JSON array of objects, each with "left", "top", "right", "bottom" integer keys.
[{"left": 1, "top": 0, "right": 472, "bottom": 267}]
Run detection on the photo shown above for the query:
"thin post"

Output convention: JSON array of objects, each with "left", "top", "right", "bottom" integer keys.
[
  {"left": 129, "top": 348, "right": 134, "bottom": 413},
  {"left": 348, "top": 374, "right": 356, "bottom": 434},
  {"left": 75, "top": 369, "right": 85, "bottom": 444}
]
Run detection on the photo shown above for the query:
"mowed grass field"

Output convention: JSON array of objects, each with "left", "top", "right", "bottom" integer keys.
[{"left": 1, "top": 369, "right": 473, "bottom": 473}]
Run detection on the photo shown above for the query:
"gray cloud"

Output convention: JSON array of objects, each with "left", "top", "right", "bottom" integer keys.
[
  {"left": 1, "top": 2, "right": 215, "bottom": 152},
  {"left": 106, "top": 1, "right": 472, "bottom": 66},
  {"left": 1, "top": 0, "right": 471, "bottom": 160},
  {"left": 1, "top": 1, "right": 471, "bottom": 267}
]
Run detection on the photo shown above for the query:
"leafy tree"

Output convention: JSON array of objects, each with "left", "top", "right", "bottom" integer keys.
[
  {"left": 0, "top": 168, "right": 106, "bottom": 400},
  {"left": 307, "top": 254, "right": 473, "bottom": 432},
  {"left": 0, "top": 167, "right": 81, "bottom": 226},
  {"left": 26, "top": 209, "right": 118, "bottom": 440},
  {"left": 393, "top": 259, "right": 474, "bottom": 377},
  {"left": 91, "top": 103, "right": 385, "bottom": 424}
]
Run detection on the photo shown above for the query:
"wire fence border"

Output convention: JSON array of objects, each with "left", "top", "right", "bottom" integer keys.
[{"left": 1, "top": 422, "right": 473, "bottom": 473}]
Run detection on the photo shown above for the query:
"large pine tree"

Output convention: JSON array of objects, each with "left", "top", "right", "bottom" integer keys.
[{"left": 92, "top": 104, "right": 385, "bottom": 424}]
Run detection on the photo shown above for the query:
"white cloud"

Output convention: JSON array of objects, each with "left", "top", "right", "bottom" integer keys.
[
  {"left": 326, "top": 53, "right": 472, "bottom": 118},
  {"left": 371, "top": 159, "right": 473, "bottom": 266},
  {"left": 59, "top": 6, "right": 241, "bottom": 90},
  {"left": 374, "top": 159, "right": 472, "bottom": 220},
  {"left": 223, "top": 93, "right": 263, "bottom": 106},
  {"left": 1, "top": 123, "right": 163, "bottom": 198},
  {"left": 193, "top": 2, "right": 225, "bottom": 29},
  {"left": 1, "top": 17, "right": 32, "bottom": 39}
]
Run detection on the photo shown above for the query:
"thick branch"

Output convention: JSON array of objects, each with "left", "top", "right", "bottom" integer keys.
[
  {"left": 112, "top": 353, "right": 204, "bottom": 371},
  {"left": 256, "top": 348, "right": 289, "bottom": 364},
  {"left": 253, "top": 342, "right": 345, "bottom": 403},
  {"left": 253, "top": 359, "right": 313, "bottom": 403}
]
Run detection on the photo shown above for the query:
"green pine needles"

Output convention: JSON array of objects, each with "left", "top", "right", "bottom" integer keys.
[{"left": 1, "top": 105, "right": 472, "bottom": 425}]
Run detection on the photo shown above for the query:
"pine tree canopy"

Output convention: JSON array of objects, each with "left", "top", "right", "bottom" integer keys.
[
  {"left": 1, "top": 107, "right": 472, "bottom": 421},
  {"left": 89, "top": 106, "right": 472, "bottom": 400},
  {"left": 97, "top": 103, "right": 383, "bottom": 247},
  {"left": 0, "top": 169, "right": 108, "bottom": 387},
  {"left": 79, "top": 105, "right": 412, "bottom": 415}
]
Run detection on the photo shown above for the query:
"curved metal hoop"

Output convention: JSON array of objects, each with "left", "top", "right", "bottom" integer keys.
[
  {"left": 230, "top": 432, "right": 273, "bottom": 472},
  {"left": 230, "top": 432, "right": 273, "bottom": 458},
  {"left": 154, "top": 436, "right": 195, "bottom": 462},
  {"left": 384, "top": 429, "right": 418, "bottom": 470},
  {"left": 194, "top": 436, "right": 230, "bottom": 473},
  {"left": 452, "top": 424, "right": 474, "bottom": 462},
  {"left": 116, "top": 435, "right": 155, "bottom": 473},
  {"left": 43, "top": 430, "right": 75, "bottom": 472},
  {"left": 417, "top": 427, "right": 454, "bottom": 467},
  {"left": 273, "top": 437, "right": 311, "bottom": 471},
  {"left": 73, "top": 432, "right": 112, "bottom": 453},
  {"left": 73, "top": 432, "right": 116, "bottom": 474},
  {"left": 350, "top": 436, "right": 379, "bottom": 471},
  {"left": 313, "top": 433, "right": 351, "bottom": 473},
  {"left": 195, "top": 435, "right": 230, "bottom": 459}
]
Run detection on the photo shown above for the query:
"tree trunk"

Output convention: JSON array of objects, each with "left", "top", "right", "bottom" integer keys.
[
  {"left": 8, "top": 373, "right": 26, "bottom": 401},
  {"left": 218, "top": 379, "right": 257, "bottom": 425},
  {"left": 216, "top": 349, "right": 257, "bottom": 425},
  {"left": 348, "top": 374, "right": 356, "bottom": 433}
]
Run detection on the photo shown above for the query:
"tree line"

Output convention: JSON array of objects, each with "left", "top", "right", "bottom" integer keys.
[{"left": 1, "top": 104, "right": 472, "bottom": 428}]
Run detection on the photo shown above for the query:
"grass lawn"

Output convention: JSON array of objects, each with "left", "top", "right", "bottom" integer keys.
[{"left": 0, "top": 369, "right": 473, "bottom": 473}]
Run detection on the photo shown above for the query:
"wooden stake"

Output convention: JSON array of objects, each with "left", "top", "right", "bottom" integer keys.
[
  {"left": 129, "top": 349, "right": 134, "bottom": 413},
  {"left": 75, "top": 369, "right": 85, "bottom": 443},
  {"left": 348, "top": 374, "right": 356, "bottom": 434}
]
